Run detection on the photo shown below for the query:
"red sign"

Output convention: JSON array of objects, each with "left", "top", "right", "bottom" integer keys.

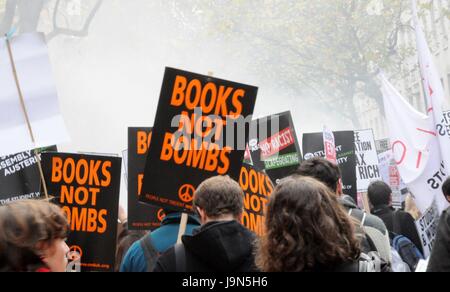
[{"left": 259, "top": 127, "right": 294, "bottom": 159}]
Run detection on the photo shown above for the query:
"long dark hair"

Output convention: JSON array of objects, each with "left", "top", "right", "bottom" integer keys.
[
  {"left": 0, "top": 200, "right": 69, "bottom": 272},
  {"left": 256, "top": 176, "right": 360, "bottom": 272}
]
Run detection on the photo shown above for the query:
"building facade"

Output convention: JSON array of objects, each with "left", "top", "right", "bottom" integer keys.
[{"left": 356, "top": 0, "right": 450, "bottom": 140}]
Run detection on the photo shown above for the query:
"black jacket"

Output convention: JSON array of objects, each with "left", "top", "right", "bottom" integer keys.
[
  {"left": 372, "top": 205, "right": 423, "bottom": 254},
  {"left": 153, "top": 220, "right": 258, "bottom": 272},
  {"left": 427, "top": 207, "right": 450, "bottom": 272}
]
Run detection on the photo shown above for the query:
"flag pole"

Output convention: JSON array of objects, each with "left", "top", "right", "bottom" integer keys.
[{"left": 4, "top": 35, "right": 49, "bottom": 200}]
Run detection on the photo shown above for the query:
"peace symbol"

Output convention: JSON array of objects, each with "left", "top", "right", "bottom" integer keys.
[{"left": 178, "top": 184, "right": 195, "bottom": 203}]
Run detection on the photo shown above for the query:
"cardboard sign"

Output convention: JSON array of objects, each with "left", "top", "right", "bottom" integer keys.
[
  {"left": 141, "top": 68, "right": 258, "bottom": 212},
  {"left": 41, "top": 153, "right": 121, "bottom": 272},
  {"left": 128, "top": 128, "right": 165, "bottom": 230},
  {"left": 378, "top": 150, "right": 408, "bottom": 209},
  {"left": 239, "top": 163, "right": 274, "bottom": 236},
  {"left": 355, "top": 130, "right": 381, "bottom": 192},
  {"left": 415, "top": 201, "right": 440, "bottom": 258},
  {"left": 323, "top": 126, "right": 337, "bottom": 164},
  {"left": 246, "top": 111, "right": 302, "bottom": 185},
  {"left": 0, "top": 33, "right": 69, "bottom": 157},
  {"left": 303, "top": 131, "right": 357, "bottom": 201},
  {"left": 0, "top": 146, "right": 56, "bottom": 205}
]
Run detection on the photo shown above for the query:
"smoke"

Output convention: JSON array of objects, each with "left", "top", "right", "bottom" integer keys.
[
  {"left": 47, "top": 1, "right": 351, "bottom": 155},
  {"left": 41, "top": 0, "right": 354, "bottom": 208}
]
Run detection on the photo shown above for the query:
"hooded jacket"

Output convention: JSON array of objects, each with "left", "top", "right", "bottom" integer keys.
[{"left": 154, "top": 220, "right": 258, "bottom": 272}]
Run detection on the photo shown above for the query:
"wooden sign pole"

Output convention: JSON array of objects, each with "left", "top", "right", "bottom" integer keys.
[
  {"left": 5, "top": 35, "right": 49, "bottom": 200},
  {"left": 176, "top": 213, "right": 189, "bottom": 244}
]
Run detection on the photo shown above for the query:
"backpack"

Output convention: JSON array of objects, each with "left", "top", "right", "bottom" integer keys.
[
  {"left": 390, "top": 211, "right": 424, "bottom": 272},
  {"left": 348, "top": 210, "right": 391, "bottom": 272},
  {"left": 390, "top": 232, "right": 424, "bottom": 272},
  {"left": 348, "top": 209, "right": 391, "bottom": 261},
  {"left": 358, "top": 252, "right": 383, "bottom": 272},
  {"left": 139, "top": 233, "right": 160, "bottom": 272},
  {"left": 390, "top": 247, "right": 411, "bottom": 272},
  {"left": 333, "top": 252, "right": 383, "bottom": 272}
]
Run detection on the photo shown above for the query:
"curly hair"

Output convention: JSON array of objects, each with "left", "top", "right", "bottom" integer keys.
[
  {"left": 256, "top": 176, "right": 360, "bottom": 272},
  {"left": 0, "top": 200, "right": 69, "bottom": 272}
]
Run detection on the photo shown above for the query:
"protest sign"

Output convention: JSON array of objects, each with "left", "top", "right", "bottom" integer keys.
[
  {"left": 355, "top": 130, "right": 381, "bottom": 192},
  {"left": 415, "top": 201, "right": 440, "bottom": 258},
  {"left": 323, "top": 126, "right": 337, "bottom": 164},
  {"left": 41, "top": 153, "right": 121, "bottom": 272},
  {"left": 128, "top": 128, "right": 165, "bottom": 230},
  {"left": 0, "top": 33, "right": 69, "bottom": 157},
  {"left": 239, "top": 163, "right": 274, "bottom": 236},
  {"left": 141, "top": 68, "right": 258, "bottom": 212},
  {"left": 0, "top": 146, "right": 56, "bottom": 205},
  {"left": 303, "top": 131, "right": 357, "bottom": 201},
  {"left": 246, "top": 111, "right": 302, "bottom": 185},
  {"left": 378, "top": 150, "right": 408, "bottom": 209}
]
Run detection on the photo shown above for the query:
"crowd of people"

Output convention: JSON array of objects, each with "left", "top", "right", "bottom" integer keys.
[{"left": 1, "top": 157, "right": 449, "bottom": 272}]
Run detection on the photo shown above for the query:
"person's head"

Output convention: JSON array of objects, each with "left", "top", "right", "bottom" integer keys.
[
  {"left": 193, "top": 176, "right": 244, "bottom": 224},
  {"left": 443, "top": 177, "right": 450, "bottom": 203},
  {"left": 296, "top": 157, "right": 342, "bottom": 195},
  {"left": 256, "top": 176, "right": 360, "bottom": 272},
  {"left": 0, "top": 200, "right": 69, "bottom": 272},
  {"left": 367, "top": 181, "right": 392, "bottom": 208}
]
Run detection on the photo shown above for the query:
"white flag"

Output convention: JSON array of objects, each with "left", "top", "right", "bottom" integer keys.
[
  {"left": 379, "top": 73, "right": 449, "bottom": 213},
  {"left": 412, "top": 0, "right": 450, "bottom": 172}
]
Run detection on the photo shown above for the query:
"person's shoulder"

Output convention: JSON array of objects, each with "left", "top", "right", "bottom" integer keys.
[
  {"left": 396, "top": 210, "right": 416, "bottom": 222},
  {"left": 120, "top": 239, "right": 145, "bottom": 272},
  {"left": 362, "top": 211, "right": 388, "bottom": 234},
  {"left": 153, "top": 246, "right": 176, "bottom": 272},
  {"left": 128, "top": 238, "right": 145, "bottom": 256}
]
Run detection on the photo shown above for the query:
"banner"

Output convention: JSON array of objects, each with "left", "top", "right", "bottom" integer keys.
[
  {"left": 239, "top": 163, "right": 274, "bottom": 236},
  {"left": 42, "top": 153, "right": 121, "bottom": 272},
  {"left": 413, "top": 2, "right": 450, "bottom": 173},
  {"left": 141, "top": 68, "right": 258, "bottom": 212},
  {"left": 0, "top": 146, "right": 56, "bottom": 205},
  {"left": 379, "top": 73, "right": 449, "bottom": 213},
  {"left": 0, "top": 33, "right": 69, "bottom": 157},
  {"left": 355, "top": 130, "right": 381, "bottom": 192},
  {"left": 128, "top": 128, "right": 165, "bottom": 230},
  {"left": 303, "top": 131, "right": 357, "bottom": 201},
  {"left": 246, "top": 111, "right": 302, "bottom": 185},
  {"left": 415, "top": 201, "right": 440, "bottom": 258}
]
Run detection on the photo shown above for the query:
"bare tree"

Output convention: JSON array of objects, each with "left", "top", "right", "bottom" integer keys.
[{"left": 0, "top": 0, "right": 102, "bottom": 41}]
